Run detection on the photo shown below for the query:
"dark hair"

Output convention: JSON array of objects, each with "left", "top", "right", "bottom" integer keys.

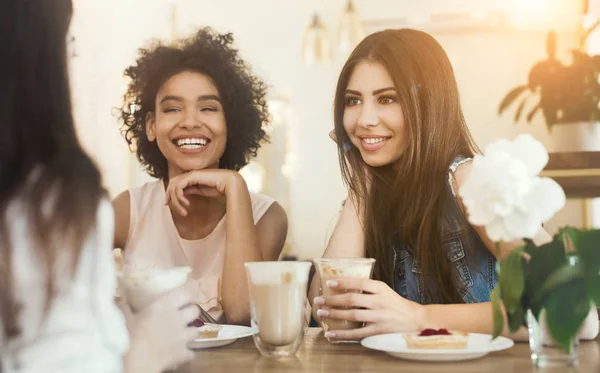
[
  {"left": 333, "top": 29, "right": 479, "bottom": 303},
  {"left": 120, "top": 27, "right": 269, "bottom": 179},
  {"left": 0, "top": 0, "right": 104, "bottom": 338}
]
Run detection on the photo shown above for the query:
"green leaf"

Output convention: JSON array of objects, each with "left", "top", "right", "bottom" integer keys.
[
  {"left": 541, "top": 262, "right": 585, "bottom": 292},
  {"left": 526, "top": 104, "right": 540, "bottom": 122},
  {"left": 508, "top": 305, "right": 524, "bottom": 334},
  {"left": 545, "top": 278, "right": 591, "bottom": 353},
  {"left": 491, "top": 286, "right": 504, "bottom": 339},
  {"left": 523, "top": 239, "right": 537, "bottom": 256},
  {"left": 498, "top": 85, "right": 528, "bottom": 115},
  {"left": 564, "top": 228, "right": 600, "bottom": 274},
  {"left": 561, "top": 228, "right": 600, "bottom": 304},
  {"left": 499, "top": 247, "right": 525, "bottom": 314},
  {"left": 514, "top": 96, "right": 529, "bottom": 122},
  {"left": 520, "top": 292, "right": 530, "bottom": 328},
  {"left": 527, "top": 238, "right": 567, "bottom": 320},
  {"left": 587, "top": 274, "right": 600, "bottom": 306}
]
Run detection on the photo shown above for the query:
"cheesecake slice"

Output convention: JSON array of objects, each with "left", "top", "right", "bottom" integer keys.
[
  {"left": 192, "top": 319, "right": 222, "bottom": 339},
  {"left": 404, "top": 328, "right": 468, "bottom": 349},
  {"left": 197, "top": 323, "right": 222, "bottom": 339}
]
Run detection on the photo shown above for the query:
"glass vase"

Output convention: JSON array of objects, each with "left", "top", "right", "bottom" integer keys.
[{"left": 528, "top": 310, "right": 579, "bottom": 367}]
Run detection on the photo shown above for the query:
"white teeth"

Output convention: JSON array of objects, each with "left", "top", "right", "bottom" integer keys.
[
  {"left": 176, "top": 138, "right": 208, "bottom": 147},
  {"left": 363, "top": 138, "right": 386, "bottom": 144}
]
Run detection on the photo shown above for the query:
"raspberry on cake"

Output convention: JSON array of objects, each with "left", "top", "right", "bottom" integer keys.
[{"left": 404, "top": 328, "right": 468, "bottom": 349}]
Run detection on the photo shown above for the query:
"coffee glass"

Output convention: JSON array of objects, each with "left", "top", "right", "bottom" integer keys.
[
  {"left": 312, "top": 258, "right": 375, "bottom": 343},
  {"left": 245, "top": 261, "right": 312, "bottom": 358},
  {"left": 118, "top": 266, "right": 192, "bottom": 312}
]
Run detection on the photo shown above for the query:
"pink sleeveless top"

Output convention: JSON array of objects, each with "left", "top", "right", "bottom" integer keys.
[{"left": 123, "top": 180, "right": 275, "bottom": 322}]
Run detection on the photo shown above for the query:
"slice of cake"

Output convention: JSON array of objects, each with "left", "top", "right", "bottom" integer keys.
[
  {"left": 196, "top": 323, "right": 222, "bottom": 339},
  {"left": 404, "top": 328, "right": 468, "bottom": 349}
]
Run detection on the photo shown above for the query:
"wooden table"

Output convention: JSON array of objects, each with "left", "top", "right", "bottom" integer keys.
[{"left": 176, "top": 328, "right": 600, "bottom": 373}]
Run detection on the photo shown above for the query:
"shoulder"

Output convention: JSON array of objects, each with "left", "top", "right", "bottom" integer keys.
[
  {"left": 249, "top": 192, "right": 275, "bottom": 206},
  {"left": 451, "top": 158, "right": 473, "bottom": 190},
  {"left": 447, "top": 156, "right": 474, "bottom": 217},
  {"left": 111, "top": 191, "right": 131, "bottom": 249},
  {"left": 113, "top": 180, "right": 161, "bottom": 221},
  {"left": 129, "top": 179, "right": 163, "bottom": 200},
  {"left": 249, "top": 192, "right": 277, "bottom": 222},
  {"left": 255, "top": 201, "right": 288, "bottom": 260},
  {"left": 112, "top": 191, "right": 130, "bottom": 225},
  {"left": 251, "top": 194, "right": 287, "bottom": 233},
  {"left": 260, "top": 201, "right": 287, "bottom": 224}
]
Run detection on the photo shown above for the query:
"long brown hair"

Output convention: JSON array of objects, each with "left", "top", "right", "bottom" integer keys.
[
  {"left": 334, "top": 29, "right": 478, "bottom": 303},
  {"left": 0, "top": 0, "right": 104, "bottom": 338}
]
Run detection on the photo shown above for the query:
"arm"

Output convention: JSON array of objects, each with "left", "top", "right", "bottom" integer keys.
[
  {"left": 309, "top": 193, "right": 366, "bottom": 322},
  {"left": 219, "top": 175, "right": 271, "bottom": 325},
  {"left": 112, "top": 191, "right": 130, "bottom": 250},
  {"left": 163, "top": 170, "right": 285, "bottom": 325},
  {"left": 222, "top": 197, "right": 288, "bottom": 324},
  {"left": 255, "top": 202, "right": 288, "bottom": 261},
  {"left": 316, "top": 162, "right": 597, "bottom": 342}
]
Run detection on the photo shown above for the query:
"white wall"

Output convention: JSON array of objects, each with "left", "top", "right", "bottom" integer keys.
[{"left": 70, "top": 0, "right": 591, "bottom": 259}]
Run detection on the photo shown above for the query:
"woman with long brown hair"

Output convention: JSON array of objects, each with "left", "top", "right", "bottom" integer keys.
[
  {"left": 309, "top": 28, "right": 598, "bottom": 342},
  {"left": 0, "top": 0, "right": 198, "bottom": 371}
]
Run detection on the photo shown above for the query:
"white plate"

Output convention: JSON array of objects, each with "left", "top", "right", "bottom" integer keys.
[
  {"left": 361, "top": 332, "right": 514, "bottom": 362},
  {"left": 187, "top": 325, "right": 257, "bottom": 349}
]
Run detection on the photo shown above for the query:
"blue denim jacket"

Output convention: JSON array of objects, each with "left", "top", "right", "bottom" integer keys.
[{"left": 392, "top": 155, "right": 497, "bottom": 304}]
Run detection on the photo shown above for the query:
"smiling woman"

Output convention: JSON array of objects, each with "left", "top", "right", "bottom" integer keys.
[
  {"left": 146, "top": 71, "right": 227, "bottom": 176},
  {"left": 308, "top": 28, "right": 576, "bottom": 343},
  {"left": 112, "top": 27, "right": 288, "bottom": 326}
]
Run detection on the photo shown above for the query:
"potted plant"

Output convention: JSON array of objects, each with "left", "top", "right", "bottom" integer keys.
[
  {"left": 498, "top": 30, "right": 600, "bottom": 152},
  {"left": 459, "top": 134, "right": 600, "bottom": 366}
]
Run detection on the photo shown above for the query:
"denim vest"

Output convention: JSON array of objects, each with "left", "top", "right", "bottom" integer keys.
[{"left": 392, "top": 155, "right": 497, "bottom": 304}]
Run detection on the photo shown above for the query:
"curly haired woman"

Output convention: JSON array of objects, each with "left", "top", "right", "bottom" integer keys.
[{"left": 113, "top": 28, "right": 288, "bottom": 325}]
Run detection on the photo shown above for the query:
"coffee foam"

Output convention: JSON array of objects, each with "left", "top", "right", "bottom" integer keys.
[
  {"left": 119, "top": 266, "right": 191, "bottom": 311},
  {"left": 245, "top": 262, "right": 312, "bottom": 285},
  {"left": 317, "top": 264, "right": 372, "bottom": 278}
]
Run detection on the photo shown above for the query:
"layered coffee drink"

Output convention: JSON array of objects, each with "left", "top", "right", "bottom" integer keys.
[
  {"left": 245, "top": 261, "right": 312, "bottom": 358},
  {"left": 313, "top": 258, "right": 375, "bottom": 340},
  {"left": 250, "top": 272, "right": 305, "bottom": 346}
]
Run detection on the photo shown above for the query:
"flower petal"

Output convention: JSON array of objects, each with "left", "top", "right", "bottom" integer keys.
[
  {"left": 510, "top": 134, "right": 548, "bottom": 176},
  {"left": 531, "top": 177, "right": 566, "bottom": 221},
  {"left": 485, "top": 218, "right": 512, "bottom": 242},
  {"left": 503, "top": 208, "right": 542, "bottom": 240}
]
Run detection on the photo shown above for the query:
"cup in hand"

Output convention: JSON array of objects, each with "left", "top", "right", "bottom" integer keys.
[
  {"left": 118, "top": 266, "right": 192, "bottom": 312},
  {"left": 245, "top": 261, "right": 312, "bottom": 358},
  {"left": 312, "top": 258, "right": 375, "bottom": 343}
]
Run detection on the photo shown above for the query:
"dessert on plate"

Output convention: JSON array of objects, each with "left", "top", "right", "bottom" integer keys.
[
  {"left": 403, "top": 328, "right": 468, "bottom": 349},
  {"left": 189, "top": 319, "right": 222, "bottom": 339}
]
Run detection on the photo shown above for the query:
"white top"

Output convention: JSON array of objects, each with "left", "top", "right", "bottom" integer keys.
[
  {"left": 1, "top": 199, "right": 129, "bottom": 373},
  {"left": 124, "top": 180, "right": 275, "bottom": 322}
]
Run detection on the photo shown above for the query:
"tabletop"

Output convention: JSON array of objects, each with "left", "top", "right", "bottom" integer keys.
[{"left": 176, "top": 328, "right": 600, "bottom": 373}]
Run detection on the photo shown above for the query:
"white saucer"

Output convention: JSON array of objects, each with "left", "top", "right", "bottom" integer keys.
[
  {"left": 187, "top": 325, "right": 257, "bottom": 349},
  {"left": 361, "top": 332, "right": 514, "bottom": 362}
]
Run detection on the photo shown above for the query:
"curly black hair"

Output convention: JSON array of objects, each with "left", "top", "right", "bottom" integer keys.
[{"left": 119, "top": 27, "right": 270, "bottom": 179}]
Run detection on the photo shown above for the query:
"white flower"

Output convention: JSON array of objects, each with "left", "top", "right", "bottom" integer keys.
[{"left": 458, "top": 134, "right": 566, "bottom": 242}]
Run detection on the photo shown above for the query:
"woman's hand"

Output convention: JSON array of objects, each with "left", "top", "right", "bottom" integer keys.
[
  {"left": 313, "top": 278, "right": 426, "bottom": 341},
  {"left": 164, "top": 169, "right": 244, "bottom": 216},
  {"left": 122, "top": 288, "right": 199, "bottom": 373}
]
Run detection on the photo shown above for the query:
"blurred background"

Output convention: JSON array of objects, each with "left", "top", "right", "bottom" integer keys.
[{"left": 69, "top": 0, "right": 600, "bottom": 259}]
